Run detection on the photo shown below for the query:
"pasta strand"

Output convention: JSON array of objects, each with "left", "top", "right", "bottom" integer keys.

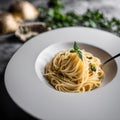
[{"left": 44, "top": 50, "right": 104, "bottom": 93}]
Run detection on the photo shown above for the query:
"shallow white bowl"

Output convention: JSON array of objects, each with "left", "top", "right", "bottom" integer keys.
[{"left": 5, "top": 27, "right": 120, "bottom": 120}]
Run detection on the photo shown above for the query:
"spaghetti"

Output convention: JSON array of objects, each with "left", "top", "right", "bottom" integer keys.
[{"left": 44, "top": 43, "right": 104, "bottom": 93}]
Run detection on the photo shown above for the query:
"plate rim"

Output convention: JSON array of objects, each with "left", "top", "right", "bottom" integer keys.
[{"left": 4, "top": 27, "right": 120, "bottom": 120}]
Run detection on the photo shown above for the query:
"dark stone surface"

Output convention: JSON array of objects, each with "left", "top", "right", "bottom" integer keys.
[{"left": 0, "top": 0, "right": 120, "bottom": 119}]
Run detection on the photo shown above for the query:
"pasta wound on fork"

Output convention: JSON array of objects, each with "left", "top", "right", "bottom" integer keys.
[{"left": 44, "top": 42, "right": 104, "bottom": 93}]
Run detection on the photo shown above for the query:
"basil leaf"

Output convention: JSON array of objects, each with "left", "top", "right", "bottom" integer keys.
[
  {"left": 90, "top": 63, "right": 96, "bottom": 72},
  {"left": 87, "top": 56, "right": 93, "bottom": 59},
  {"left": 77, "top": 51, "right": 83, "bottom": 60},
  {"left": 70, "top": 41, "right": 83, "bottom": 60},
  {"left": 73, "top": 41, "right": 79, "bottom": 50}
]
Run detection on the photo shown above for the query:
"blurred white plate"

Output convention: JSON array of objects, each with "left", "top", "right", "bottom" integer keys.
[{"left": 5, "top": 27, "right": 120, "bottom": 120}]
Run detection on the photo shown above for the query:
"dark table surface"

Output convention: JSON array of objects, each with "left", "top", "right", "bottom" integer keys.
[{"left": 0, "top": 0, "right": 120, "bottom": 119}]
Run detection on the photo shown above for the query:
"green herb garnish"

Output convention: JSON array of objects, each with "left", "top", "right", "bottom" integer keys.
[
  {"left": 38, "top": 0, "right": 120, "bottom": 36},
  {"left": 89, "top": 63, "right": 96, "bottom": 72},
  {"left": 70, "top": 41, "right": 83, "bottom": 60},
  {"left": 87, "top": 56, "right": 93, "bottom": 59}
]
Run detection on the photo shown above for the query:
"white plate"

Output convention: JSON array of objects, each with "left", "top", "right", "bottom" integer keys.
[{"left": 5, "top": 27, "right": 120, "bottom": 120}]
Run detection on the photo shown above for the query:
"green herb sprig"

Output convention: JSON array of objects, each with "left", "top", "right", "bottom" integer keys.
[
  {"left": 70, "top": 41, "right": 83, "bottom": 60},
  {"left": 38, "top": 0, "right": 120, "bottom": 36},
  {"left": 89, "top": 63, "right": 96, "bottom": 72},
  {"left": 87, "top": 56, "right": 93, "bottom": 59}
]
